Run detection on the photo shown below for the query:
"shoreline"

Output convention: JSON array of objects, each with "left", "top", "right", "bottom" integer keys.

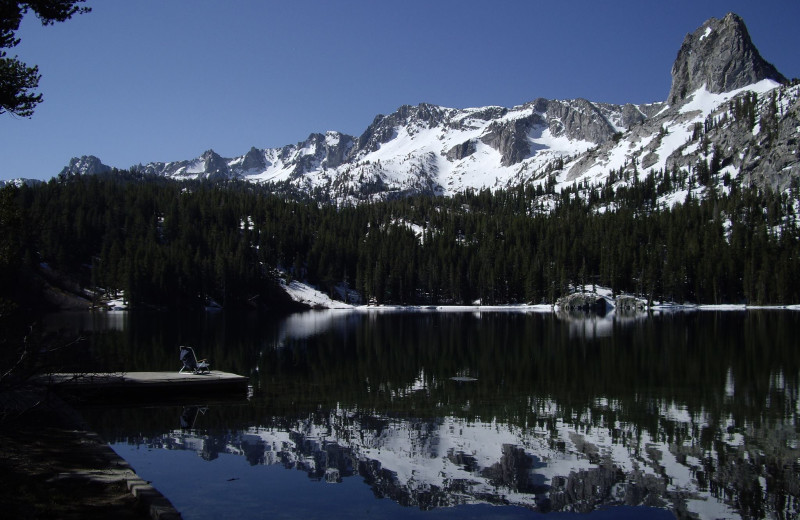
[
  {"left": 93, "top": 300, "right": 800, "bottom": 314},
  {"left": 285, "top": 302, "right": 800, "bottom": 313},
  {"left": 0, "top": 391, "right": 182, "bottom": 519},
  {"left": 92, "top": 280, "right": 800, "bottom": 313},
  {"left": 276, "top": 280, "right": 800, "bottom": 312}
]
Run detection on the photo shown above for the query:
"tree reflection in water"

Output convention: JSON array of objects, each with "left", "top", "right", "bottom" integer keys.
[{"left": 79, "top": 309, "right": 800, "bottom": 519}]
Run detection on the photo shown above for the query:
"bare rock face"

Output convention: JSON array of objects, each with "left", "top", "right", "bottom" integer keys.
[
  {"left": 479, "top": 99, "right": 623, "bottom": 167},
  {"left": 59, "top": 155, "right": 111, "bottom": 177},
  {"left": 198, "top": 149, "right": 230, "bottom": 180},
  {"left": 544, "top": 98, "right": 619, "bottom": 143},
  {"left": 287, "top": 132, "right": 356, "bottom": 176},
  {"left": 480, "top": 115, "right": 542, "bottom": 166},
  {"left": 668, "top": 12, "right": 786, "bottom": 105},
  {"left": 240, "top": 147, "right": 268, "bottom": 172},
  {"left": 446, "top": 139, "right": 476, "bottom": 161}
]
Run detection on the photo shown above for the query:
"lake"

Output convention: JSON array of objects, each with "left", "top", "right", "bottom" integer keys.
[{"left": 55, "top": 309, "right": 800, "bottom": 519}]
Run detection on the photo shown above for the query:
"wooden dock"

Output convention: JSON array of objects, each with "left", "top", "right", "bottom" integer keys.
[{"left": 38, "top": 371, "right": 249, "bottom": 402}]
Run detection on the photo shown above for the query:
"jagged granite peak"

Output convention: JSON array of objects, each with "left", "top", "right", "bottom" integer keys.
[
  {"left": 357, "top": 103, "right": 452, "bottom": 154},
  {"left": 196, "top": 149, "right": 230, "bottom": 180},
  {"left": 668, "top": 12, "right": 787, "bottom": 106},
  {"left": 561, "top": 13, "right": 798, "bottom": 193},
  {"left": 305, "top": 132, "right": 355, "bottom": 169},
  {"left": 389, "top": 102, "right": 450, "bottom": 127},
  {"left": 59, "top": 155, "right": 112, "bottom": 177},
  {"left": 240, "top": 146, "right": 268, "bottom": 172},
  {"left": 285, "top": 132, "right": 356, "bottom": 176},
  {"left": 132, "top": 148, "right": 234, "bottom": 181}
]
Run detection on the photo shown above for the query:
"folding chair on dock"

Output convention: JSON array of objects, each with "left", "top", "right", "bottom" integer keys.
[{"left": 179, "top": 346, "right": 210, "bottom": 374}]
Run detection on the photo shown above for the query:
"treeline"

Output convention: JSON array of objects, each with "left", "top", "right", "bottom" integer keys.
[{"left": 2, "top": 168, "right": 800, "bottom": 310}]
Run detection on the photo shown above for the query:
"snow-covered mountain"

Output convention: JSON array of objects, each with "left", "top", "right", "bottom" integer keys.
[{"left": 62, "top": 13, "right": 799, "bottom": 204}]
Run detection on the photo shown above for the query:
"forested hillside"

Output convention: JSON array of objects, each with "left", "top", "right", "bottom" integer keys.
[{"left": 2, "top": 168, "right": 800, "bottom": 312}]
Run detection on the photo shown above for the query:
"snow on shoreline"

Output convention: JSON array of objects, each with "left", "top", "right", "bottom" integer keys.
[
  {"left": 280, "top": 279, "right": 799, "bottom": 313},
  {"left": 92, "top": 279, "right": 800, "bottom": 313}
]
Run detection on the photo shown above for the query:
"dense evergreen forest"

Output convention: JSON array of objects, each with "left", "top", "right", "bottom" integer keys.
[{"left": 2, "top": 168, "right": 800, "bottom": 312}]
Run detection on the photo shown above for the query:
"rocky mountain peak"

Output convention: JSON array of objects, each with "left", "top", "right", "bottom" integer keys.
[
  {"left": 59, "top": 155, "right": 111, "bottom": 177},
  {"left": 668, "top": 12, "right": 787, "bottom": 106},
  {"left": 241, "top": 146, "right": 268, "bottom": 172},
  {"left": 198, "top": 149, "right": 230, "bottom": 180}
]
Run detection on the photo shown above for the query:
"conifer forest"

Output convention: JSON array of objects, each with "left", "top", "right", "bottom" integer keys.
[{"left": 2, "top": 167, "right": 800, "bottom": 312}]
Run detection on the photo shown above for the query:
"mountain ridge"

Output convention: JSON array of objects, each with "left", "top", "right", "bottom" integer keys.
[{"left": 59, "top": 12, "right": 798, "bottom": 204}]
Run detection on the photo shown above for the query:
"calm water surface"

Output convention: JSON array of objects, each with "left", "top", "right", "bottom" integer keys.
[{"left": 55, "top": 309, "right": 800, "bottom": 519}]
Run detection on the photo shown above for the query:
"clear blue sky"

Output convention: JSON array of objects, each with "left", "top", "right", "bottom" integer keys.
[{"left": 2, "top": 0, "right": 799, "bottom": 181}]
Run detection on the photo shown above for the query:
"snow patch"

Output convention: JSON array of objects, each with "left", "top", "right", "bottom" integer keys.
[
  {"left": 280, "top": 279, "right": 354, "bottom": 309},
  {"left": 680, "top": 80, "right": 781, "bottom": 119}
]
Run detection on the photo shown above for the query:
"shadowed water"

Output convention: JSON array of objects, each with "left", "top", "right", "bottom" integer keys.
[{"left": 61, "top": 309, "right": 800, "bottom": 519}]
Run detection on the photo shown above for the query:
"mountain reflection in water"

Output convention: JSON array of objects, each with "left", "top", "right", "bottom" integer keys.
[{"left": 74, "top": 309, "right": 800, "bottom": 519}]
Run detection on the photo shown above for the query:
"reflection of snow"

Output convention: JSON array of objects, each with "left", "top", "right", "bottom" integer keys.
[
  {"left": 276, "top": 309, "right": 355, "bottom": 344},
  {"left": 126, "top": 396, "right": 798, "bottom": 519},
  {"left": 274, "top": 307, "right": 557, "bottom": 347},
  {"left": 725, "top": 367, "right": 735, "bottom": 398}
]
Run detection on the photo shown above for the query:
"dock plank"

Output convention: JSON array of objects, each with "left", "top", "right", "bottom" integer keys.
[
  {"left": 42, "top": 371, "right": 247, "bottom": 385},
  {"left": 37, "top": 371, "right": 249, "bottom": 402}
]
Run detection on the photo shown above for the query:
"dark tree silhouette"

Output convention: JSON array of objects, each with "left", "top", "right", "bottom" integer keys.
[{"left": 0, "top": 1, "right": 90, "bottom": 117}]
